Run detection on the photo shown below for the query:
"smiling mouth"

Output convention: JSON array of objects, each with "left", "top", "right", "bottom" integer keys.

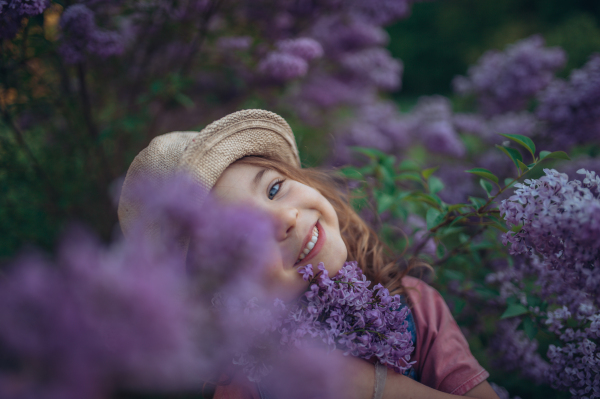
[{"left": 295, "top": 221, "right": 325, "bottom": 265}]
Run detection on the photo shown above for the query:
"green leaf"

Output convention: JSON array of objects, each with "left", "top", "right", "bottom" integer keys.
[
  {"left": 496, "top": 145, "right": 523, "bottom": 170},
  {"left": 504, "top": 177, "right": 516, "bottom": 188},
  {"left": 422, "top": 166, "right": 439, "bottom": 180},
  {"left": 412, "top": 192, "right": 442, "bottom": 208},
  {"left": 428, "top": 176, "right": 445, "bottom": 194},
  {"left": 539, "top": 151, "right": 571, "bottom": 161},
  {"left": 435, "top": 243, "right": 445, "bottom": 258},
  {"left": 426, "top": 208, "right": 443, "bottom": 230},
  {"left": 339, "top": 167, "right": 363, "bottom": 180},
  {"left": 488, "top": 221, "right": 509, "bottom": 233},
  {"left": 500, "top": 133, "right": 536, "bottom": 160},
  {"left": 465, "top": 168, "right": 499, "bottom": 184},
  {"left": 453, "top": 298, "right": 467, "bottom": 315},
  {"left": 449, "top": 215, "right": 466, "bottom": 227},
  {"left": 469, "top": 196, "right": 487, "bottom": 209},
  {"left": 395, "top": 172, "right": 422, "bottom": 182},
  {"left": 350, "top": 147, "right": 387, "bottom": 160},
  {"left": 398, "top": 159, "right": 421, "bottom": 171},
  {"left": 443, "top": 269, "right": 465, "bottom": 281},
  {"left": 517, "top": 159, "right": 530, "bottom": 173},
  {"left": 447, "top": 203, "right": 469, "bottom": 212},
  {"left": 174, "top": 92, "right": 195, "bottom": 109},
  {"left": 501, "top": 303, "right": 529, "bottom": 319},
  {"left": 376, "top": 194, "right": 395, "bottom": 214},
  {"left": 480, "top": 178, "right": 493, "bottom": 197},
  {"left": 522, "top": 317, "right": 538, "bottom": 340}
]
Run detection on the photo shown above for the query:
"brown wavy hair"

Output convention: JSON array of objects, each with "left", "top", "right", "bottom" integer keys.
[{"left": 235, "top": 156, "right": 424, "bottom": 297}]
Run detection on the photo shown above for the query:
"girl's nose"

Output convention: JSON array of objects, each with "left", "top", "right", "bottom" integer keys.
[{"left": 272, "top": 206, "right": 299, "bottom": 241}]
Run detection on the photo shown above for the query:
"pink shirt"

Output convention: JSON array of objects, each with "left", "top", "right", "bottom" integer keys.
[
  {"left": 403, "top": 276, "right": 489, "bottom": 395},
  {"left": 214, "top": 277, "right": 489, "bottom": 398}
]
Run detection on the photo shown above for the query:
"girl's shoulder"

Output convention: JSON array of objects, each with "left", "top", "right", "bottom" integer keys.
[{"left": 401, "top": 276, "right": 490, "bottom": 396}]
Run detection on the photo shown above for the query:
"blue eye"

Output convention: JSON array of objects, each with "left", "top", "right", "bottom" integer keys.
[{"left": 268, "top": 180, "right": 284, "bottom": 200}]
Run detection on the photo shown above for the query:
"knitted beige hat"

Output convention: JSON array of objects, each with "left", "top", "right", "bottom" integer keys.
[{"left": 118, "top": 109, "right": 301, "bottom": 236}]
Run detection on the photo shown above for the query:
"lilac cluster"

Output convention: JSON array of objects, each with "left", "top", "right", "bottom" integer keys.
[
  {"left": 537, "top": 55, "right": 600, "bottom": 148},
  {"left": 228, "top": 262, "right": 415, "bottom": 383},
  {"left": 258, "top": 38, "right": 322, "bottom": 82},
  {"left": 453, "top": 35, "right": 566, "bottom": 116},
  {"left": 408, "top": 96, "right": 465, "bottom": 157},
  {"left": 545, "top": 307, "right": 600, "bottom": 397},
  {"left": 488, "top": 319, "right": 549, "bottom": 384},
  {"left": 0, "top": 0, "right": 49, "bottom": 39},
  {"left": 500, "top": 169, "right": 600, "bottom": 304},
  {"left": 59, "top": 4, "right": 124, "bottom": 64},
  {"left": 498, "top": 169, "right": 600, "bottom": 396},
  {"left": 283, "top": 262, "right": 414, "bottom": 374}
]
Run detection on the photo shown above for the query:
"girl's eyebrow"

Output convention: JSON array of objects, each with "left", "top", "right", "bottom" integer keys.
[{"left": 252, "top": 168, "right": 269, "bottom": 191}]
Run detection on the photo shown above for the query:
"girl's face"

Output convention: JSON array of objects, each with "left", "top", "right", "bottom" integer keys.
[{"left": 213, "top": 162, "right": 348, "bottom": 300}]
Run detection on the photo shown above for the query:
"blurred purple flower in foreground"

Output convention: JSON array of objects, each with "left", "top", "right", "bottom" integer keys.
[
  {"left": 454, "top": 35, "right": 566, "bottom": 116},
  {"left": 0, "top": 173, "right": 346, "bottom": 398}
]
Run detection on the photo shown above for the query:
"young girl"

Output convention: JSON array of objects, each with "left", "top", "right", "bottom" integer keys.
[{"left": 118, "top": 109, "right": 500, "bottom": 399}]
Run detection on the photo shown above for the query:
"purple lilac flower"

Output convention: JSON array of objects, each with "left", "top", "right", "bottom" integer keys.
[
  {"left": 0, "top": 229, "right": 203, "bottom": 399},
  {"left": 498, "top": 169, "right": 600, "bottom": 395},
  {"left": 0, "top": 0, "right": 49, "bottom": 39},
  {"left": 276, "top": 37, "right": 323, "bottom": 61},
  {"left": 229, "top": 262, "right": 414, "bottom": 382},
  {"left": 340, "top": 48, "right": 402, "bottom": 90},
  {"left": 283, "top": 262, "right": 414, "bottom": 374},
  {"left": 537, "top": 54, "right": 600, "bottom": 148},
  {"left": 59, "top": 4, "right": 124, "bottom": 64},
  {"left": 258, "top": 52, "right": 308, "bottom": 81},
  {"left": 453, "top": 35, "right": 566, "bottom": 116},
  {"left": 0, "top": 173, "right": 286, "bottom": 398},
  {"left": 557, "top": 156, "right": 600, "bottom": 181},
  {"left": 335, "top": 100, "right": 410, "bottom": 160},
  {"left": 298, "top": 73, "right": 373, "bottom": 108},
  {"left": 500, "top": 169, "right": 600, "bottom": 305},
  {"left": 311, "top": 14, "right": 389, "bottom": 54},
  {"left": 410, "top": 96, "right": 466, "bottom": 157},
  {"left": 489, "top": 319, "right": 550, "bottom": 384}
]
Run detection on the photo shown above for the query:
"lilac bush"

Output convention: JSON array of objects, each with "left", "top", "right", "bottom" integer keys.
[{"left": 498, "top": 169, "right": 600, "bottom": 397}]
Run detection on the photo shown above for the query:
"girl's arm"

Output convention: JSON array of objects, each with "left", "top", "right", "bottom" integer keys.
[{"left": 339, "top": 353, "right": 500, "bottom": 399}]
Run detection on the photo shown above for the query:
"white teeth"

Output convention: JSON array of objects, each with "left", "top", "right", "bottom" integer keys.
[{"left": 297, "top": 225, "right": 320, "bottom": 262}]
